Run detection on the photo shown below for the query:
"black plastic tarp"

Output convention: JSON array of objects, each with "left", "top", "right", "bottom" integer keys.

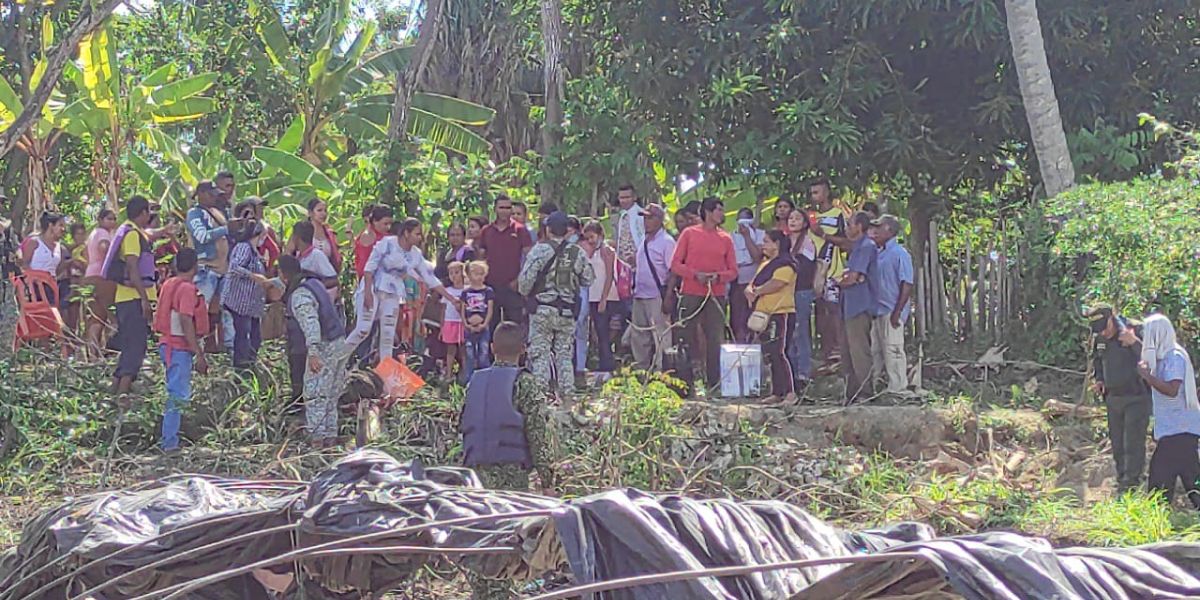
[{"left": 7, "top": 450, "right": 1200, "bottom": 600}]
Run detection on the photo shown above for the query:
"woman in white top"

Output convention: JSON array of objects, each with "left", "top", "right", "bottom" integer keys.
[
  {"left": 582, "top": 221, "right": 620, "bottom": 373},
  {"left": 21, "top": 212, "right": 67, "bottom": 301},
  {"left": 730, "top": 207, "right": 764, "bottom": 343},
  {"left": 83, "top": 209, "right": 119, "bottom": 359},
  {"left": 345, "top": 217, "right": 457, "bottom": 364}
]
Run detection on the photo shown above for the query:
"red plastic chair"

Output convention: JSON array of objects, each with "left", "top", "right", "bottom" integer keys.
[{"left": 12, "top": 271, "right": 65, "bottom": 353}]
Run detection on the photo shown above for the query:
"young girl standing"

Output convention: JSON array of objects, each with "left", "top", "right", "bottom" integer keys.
[
  {"left": 441, "top": 262, "right": 467, "bottom": 382},
  {"left": 461, "top": 261, "right": 495, "bottom": 375}
]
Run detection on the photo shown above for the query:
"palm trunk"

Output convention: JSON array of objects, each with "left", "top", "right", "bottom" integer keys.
[
  {"left": 379, "top": 0, "right": 446, "bottom": 214},
  {"left": 1004, "top": 0, "right": 1075, "bottom": 198},
  {"left": 540, "top": 0, "right": 565, "bottom": 205}
]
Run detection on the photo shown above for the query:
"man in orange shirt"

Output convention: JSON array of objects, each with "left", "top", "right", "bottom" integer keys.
[{"left": 669, "top": 197, "right": 737, "bottom": 394}]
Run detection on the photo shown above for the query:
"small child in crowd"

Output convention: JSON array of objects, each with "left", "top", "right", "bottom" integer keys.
[
  {"left": 152, "top": 248, "right": 209, "bottom": 454},
  {"left": 441, "top": 261, "right": 467, "bottom": 382},
  {"left": 461, "top": 260, "right": 495, "bottom": 374}
]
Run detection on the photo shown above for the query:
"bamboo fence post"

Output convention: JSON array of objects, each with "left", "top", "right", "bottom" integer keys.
[
  {"left": 964, "top": 245, "right": 974, "bottom": 338},
  {"left": 930, "top": 222, "right": 947, "bottom": 332},
  {"left": 977, "top": 247, "right": 988, "bottom": 340}
]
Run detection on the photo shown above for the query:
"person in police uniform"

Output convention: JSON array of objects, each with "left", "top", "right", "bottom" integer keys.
[{"left": 1087, "top": 304, "right": 1151, "bottom": 492}]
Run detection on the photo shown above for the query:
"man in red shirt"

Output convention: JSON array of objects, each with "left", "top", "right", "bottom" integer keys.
[
  {"left": 476, "top": 195, "right": 533, "bottom": 327},
  {"left": 153, "top": 248, "right": 209, "bottom": 454},
  {"left": 670, "top": 197, "right": 737, "bottom": 394}
]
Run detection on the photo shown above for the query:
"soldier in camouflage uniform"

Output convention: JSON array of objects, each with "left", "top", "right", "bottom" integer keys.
[
  {"left": 517, "top": 211, "right": 593, "bottom": 396},
  {"left": 461, "top": 322, "right": 555, "bottom": 599}
]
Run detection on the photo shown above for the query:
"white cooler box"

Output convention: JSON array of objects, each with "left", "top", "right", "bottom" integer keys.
[{"left": 719, "top": 344, "right": 762, "bottom": 398}]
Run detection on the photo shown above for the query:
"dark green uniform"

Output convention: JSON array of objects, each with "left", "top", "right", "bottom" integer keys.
[
  {"left": 1093, "top": 318, "right": 1151, "bottom": 492},
  {"left": 468, "top": 361, "right": 554, "bottom": 600}
]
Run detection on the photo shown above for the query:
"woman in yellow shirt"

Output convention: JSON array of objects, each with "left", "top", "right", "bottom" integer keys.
[{"left": 745, "top": 230, "right": 797, "bottom": 404}]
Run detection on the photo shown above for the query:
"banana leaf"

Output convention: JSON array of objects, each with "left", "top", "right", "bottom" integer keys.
[
  {"left": 0, "top": 78, "right": 23, "bottom": 129},
  {"left": 408, "top": 108, "right": 491, "bottom": 156},
  {"left": 410, "top": 93, "right": 495, "bottom": 126},
  {"left": 150, "top": 97, "right": 217, "bottom": 124},
  {"left": 150, "top": 73, "right": 219, "bottom": 105},
  {"left": 252, "top": 147, "right": 336, "bottom": 194}
]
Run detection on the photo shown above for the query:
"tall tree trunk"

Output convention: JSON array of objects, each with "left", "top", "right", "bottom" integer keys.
[
  {"left": 1004, "top": 0, "right": 1075, "bottom": 198},
  {"left": 25, "top": 141, "right": 51, "bottom": 225},
  {"left": 539, "top": 0, "right": 565, "bottom": 205},
  {"left": 0, "top": 0, "right": 124, "bottom": 161},
  {"left": 379, "top": 0, "right": 446, "bottom": 215}
]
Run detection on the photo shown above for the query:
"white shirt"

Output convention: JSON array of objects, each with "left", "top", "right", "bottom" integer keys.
[
  {"left": 299, "top": 247, "right": 338, "bottom": 279},
  {"left": 442, "top": 286, "right": 465, "bottom": 322},
  {"left": 587, "top": 245, "right": 620, "bottom": 303},
  {"left": 29, "top": 237, "right": 62, "bottom": 276},
  {"left": 614, "top": 205, "right": 646, "bottom": 262},
  {"left": 731, "top": 225, "right": 765, "bottom": 284},
  {"left": 359, "top": 237, "right": 442, "bottom": 299}
]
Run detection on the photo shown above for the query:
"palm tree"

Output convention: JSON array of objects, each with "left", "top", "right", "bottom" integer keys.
[
  {"left": 540, "top": 0, "right": 565, "bottom": 203},
  {"left": 1004, "top": 0, "right": 1075, "bottom": 197}
]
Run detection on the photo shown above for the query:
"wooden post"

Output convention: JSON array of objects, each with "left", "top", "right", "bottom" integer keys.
[
  {"left": 930, "top": 222, "right": 946, "bottom": 332},
  {"left": 964, "top": 245, "right": 974, "bottom": 338},
  {"left": 977, "top": 248, "right": 988, "bottom": 340}
]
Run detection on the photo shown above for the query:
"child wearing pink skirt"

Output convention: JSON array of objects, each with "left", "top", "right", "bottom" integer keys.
[{"left": 441, "top": 262, "right": 467, "bottom": 382}]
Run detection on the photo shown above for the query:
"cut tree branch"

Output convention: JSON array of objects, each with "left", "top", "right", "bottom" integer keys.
[{"left": 0, "top": 0, "right": 125, "bottom": 161}]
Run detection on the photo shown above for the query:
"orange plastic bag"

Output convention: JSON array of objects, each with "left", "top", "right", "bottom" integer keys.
[{"left": 374, "top": 356, "right": 425, "bottom": 403}]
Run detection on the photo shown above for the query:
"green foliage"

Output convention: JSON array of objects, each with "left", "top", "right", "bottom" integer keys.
[
  {"left": 1078, "top": 491, "right": 1200, "bottom": 547},
  {"left": 1046, "top": 175, "right": 1200, "bottom": 339}
]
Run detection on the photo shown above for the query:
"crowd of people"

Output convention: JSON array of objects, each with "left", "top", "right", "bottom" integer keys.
[{"left": 9, "top": 175, "right": 922, "bottom": 454}]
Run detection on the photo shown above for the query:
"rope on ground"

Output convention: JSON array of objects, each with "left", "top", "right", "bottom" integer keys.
[{"left": 526, "top": 552, "right": 926, "bottom": 600}]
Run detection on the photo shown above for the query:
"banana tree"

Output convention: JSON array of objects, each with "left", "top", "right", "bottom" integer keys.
[
  {"left": 132, "top": 112, "right": 246, "bottom": 214},
  {"left": 67, "top": 21, "right": 219, "bottom": 209},
  {"left": 0, "top": 15, "right": 75, "bottom": 226},
  {"left": 247, "top": 0, "right": 494, "bottom": 165}
]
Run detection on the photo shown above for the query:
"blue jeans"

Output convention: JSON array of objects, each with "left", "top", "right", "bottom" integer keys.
[
  {"left": 159, "top": 345, "right": 194, "bottom": 450},
  {"left": 574, "top": 293, "right": 590, "bottom": 370},
  {"left": 195, "top": 267, "right": 235, "bottom": 351},
  {"left": 229, "top": 311, "right": 261, "bottom": 369},
  {"left": 465, "top": 327, "right": 492, "bottom": 375},
  {"left": 788, "top": 289, "right": 816, "bottom": 381}
]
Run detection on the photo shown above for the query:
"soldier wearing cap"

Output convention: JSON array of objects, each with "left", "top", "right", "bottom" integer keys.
[
  {"left": 1087, "top": 304, "right": 1151, "bottom": 492},
  {"left": 517, "top": 211, "right": 594, "bottom": 396}
]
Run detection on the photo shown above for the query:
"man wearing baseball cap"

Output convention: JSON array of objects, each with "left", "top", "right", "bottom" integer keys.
[{"left": 1087, "top": 304, "right": 1151, "bottom": 492}]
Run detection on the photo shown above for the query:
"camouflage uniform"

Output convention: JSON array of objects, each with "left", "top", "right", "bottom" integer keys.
[
  {"left": 517, "top": 238, "right": 593, "bottom": 395},
  {"left": 469, "top": 362, "right": 554, "bottom": 600}
]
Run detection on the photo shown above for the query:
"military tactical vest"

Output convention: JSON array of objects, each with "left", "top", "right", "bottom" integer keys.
[{"left": 461, "top": 367, "right": 533, "bottom": 469}]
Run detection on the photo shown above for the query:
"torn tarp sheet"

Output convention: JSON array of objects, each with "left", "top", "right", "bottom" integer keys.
[{"left": 8, "top": 450, "right": 1200, "bottom": 600}]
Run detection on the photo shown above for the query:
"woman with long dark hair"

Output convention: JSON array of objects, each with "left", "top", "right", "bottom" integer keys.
[
  {"left": 286, "top": 198, "right": 342, "bottom": 275},
  {"left": 773, "top": 197, "right": 795, "bottom": 232},
  {"left": 744, "top": 229, "right": 797, "bottom": 404},
  {"left": 222, "top": 219, "right": 270, "bottom": 369},
  {"left": 786, "top": 210, "right": 818, "bottom": 386}
]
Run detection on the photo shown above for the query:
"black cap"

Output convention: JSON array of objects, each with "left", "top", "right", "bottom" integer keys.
[
  {"left": 194, "top": 180, "right": 217, "bottom": 197},
  {"left": 546, "top": 211, "right": 570, "bottom": 234},
  {"left": 1085, "top": 304, "right": 1114, "bottom": 334}
]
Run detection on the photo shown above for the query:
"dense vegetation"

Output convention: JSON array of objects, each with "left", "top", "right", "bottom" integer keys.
[{"left": 2, "top": 0, "right": 1200, "bottom": 555}]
